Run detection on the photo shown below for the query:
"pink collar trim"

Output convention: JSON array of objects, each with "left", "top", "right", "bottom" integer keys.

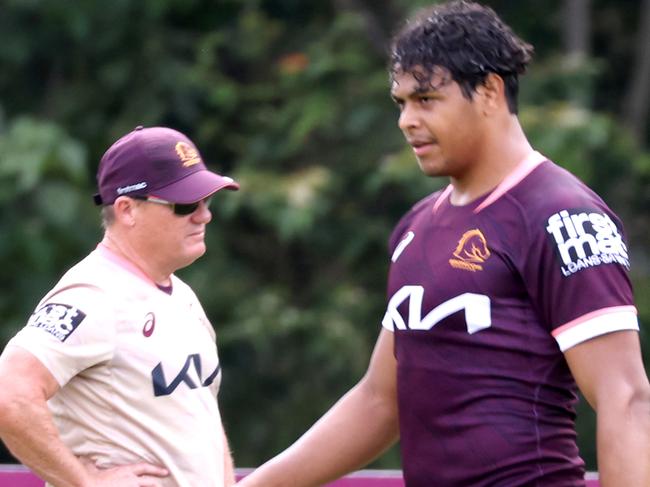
[
  {"left": 432, "top": 185, "right": 454, "bottom": 213},
  {"left": 96, "top": 242, "right": 157, "bottom": 287},
  {"left": 474, "top": 151, "right": 546, "bottom": 213},
  {"left": 431, "top": 151, "right": 546, "bottom": 214}
]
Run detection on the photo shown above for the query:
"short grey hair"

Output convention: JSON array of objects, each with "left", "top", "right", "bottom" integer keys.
[{"left": 101, "top": 205, "right": 116, "bottom": 230}]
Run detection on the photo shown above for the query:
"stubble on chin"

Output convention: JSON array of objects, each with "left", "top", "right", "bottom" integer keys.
[{"left": 417, "top": 158, "right": 446, "bottom": 178}]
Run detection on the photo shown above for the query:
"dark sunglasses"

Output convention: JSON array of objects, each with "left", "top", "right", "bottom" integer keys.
[{"left": 133, "top": 195, "right": 212, "bottom": 216}]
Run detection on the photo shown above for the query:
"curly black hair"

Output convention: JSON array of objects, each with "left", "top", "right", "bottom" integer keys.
[{"left": 390, "top": 1, "right": 533, "bottom": 114}]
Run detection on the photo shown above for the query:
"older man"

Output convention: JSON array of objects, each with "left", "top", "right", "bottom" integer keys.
[{"left": 0, "top": 126, "right": 239, "bottom": 487}]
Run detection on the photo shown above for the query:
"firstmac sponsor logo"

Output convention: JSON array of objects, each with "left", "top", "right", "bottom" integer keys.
[{"left": 545, "top": 208, "right": 629, "bottom": 277}]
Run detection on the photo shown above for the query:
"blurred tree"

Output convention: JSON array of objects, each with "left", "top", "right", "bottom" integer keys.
[
  {"left": 562, "top": 0, "right": 591, "bottom": 59},
  {"left": 621, "top": 0, "right": 650, "bottom": 143},
  {"left": 0, "top": 0, "right": 649, "bottom": 474}
]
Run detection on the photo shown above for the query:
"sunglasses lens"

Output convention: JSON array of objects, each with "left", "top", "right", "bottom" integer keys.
[{"left": 173, "top": 202, "right": 200, "bottom": 215}]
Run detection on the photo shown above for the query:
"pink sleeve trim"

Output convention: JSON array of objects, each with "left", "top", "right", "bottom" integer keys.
[
  {"left": 552, "top": 306, "right": 639, "bottom": 352},
  {"left": 552, "top": 305, "right": 637, "bottom": 337}
]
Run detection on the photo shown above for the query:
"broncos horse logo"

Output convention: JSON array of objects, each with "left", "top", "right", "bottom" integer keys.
[
  {"left": 175, "top": 141, "right": 202, "bottom": 167},
  {"left": 453, "top": 229, "right": 491, "bottom": 263},
  {"left": 449, "top": 229, "right": 491, "bottom": 271}
]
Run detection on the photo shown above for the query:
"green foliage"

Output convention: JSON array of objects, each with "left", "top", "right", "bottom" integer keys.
[
  {"left": 1, "top": 0, "right": 649, "bottom": 473},
  {"left": 0, "top": 117, "right": 99, "bottom": 344}
]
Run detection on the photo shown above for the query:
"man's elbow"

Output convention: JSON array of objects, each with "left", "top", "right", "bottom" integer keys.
[
  {"left": 628, "top": 384, "right": 650, "bottom": 420},
  {"left": 0, "top": 383, "right": 44, "bottom": 431}
]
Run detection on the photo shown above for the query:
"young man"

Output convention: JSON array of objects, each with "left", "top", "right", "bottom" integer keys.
[
  {"left": 237, "top": 2, "right": 650, "bottom": 486},
  {"left": 0, "top": 126, "right": 239, "bottom": 487}
]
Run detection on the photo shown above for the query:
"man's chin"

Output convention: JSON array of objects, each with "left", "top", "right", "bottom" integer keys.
[
  {"left": 417, "top": 160, "right": 445, "bottom": 178},
  {"left": 191, "top": 245, "right": 207, "bottom": 260},
  {"left": 178, "top": 246, "right": 207, "bottom": 269}
]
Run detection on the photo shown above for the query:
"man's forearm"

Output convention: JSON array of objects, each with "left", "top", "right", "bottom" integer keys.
[
  {"left": 239, "top": 379, "right": 399, "bottom": 487},
  {"left": 0, "top": 397, "right": 89, "bottom": 487},
  {"left": 597, "top": 396, "right": 650, "bottom": 487},
  {"left": 223, "top": 426, "right": 236, "bottom": 486}
]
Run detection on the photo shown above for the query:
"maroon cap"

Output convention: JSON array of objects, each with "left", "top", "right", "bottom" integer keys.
[{"left": 94, "top": 126, "right": 239, "bottom": 205}]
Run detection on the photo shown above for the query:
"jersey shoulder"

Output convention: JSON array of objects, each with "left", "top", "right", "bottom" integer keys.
[
  {"left": 389, "top": 189, "right": 446, "bottom": 251},
  {"left": 37, "top": 248, "right": 153, "bottom": 317},
  {"left": 508, "top": 160, "right": 611, "bottom": 217},
  {"left": 40, "top": 251, "right": 111, "bottom": 302},
  {"left": 497, "top": 160, "right": 625, "bottom": 246}
]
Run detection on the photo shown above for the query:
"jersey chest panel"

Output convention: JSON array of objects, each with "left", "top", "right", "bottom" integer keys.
[
  {"left": 386, "top": 203, "right": 560, "bottom": 371},
  {"left": 386, "top": 196, "right": 584, "bottom": 485},
  {"left": 108, "top": 290, "right": 220, "bottom": 402}
]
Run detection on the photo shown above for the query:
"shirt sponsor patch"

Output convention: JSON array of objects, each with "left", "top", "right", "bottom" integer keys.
[
  {"left": 27, "top": 303, "right": 86, "bottom": 341},
  {"left": 545, "top": 208, "right": 629, "bottom": 276}
]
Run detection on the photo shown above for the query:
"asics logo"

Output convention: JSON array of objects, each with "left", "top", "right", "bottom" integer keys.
[{"left": 143, "top": 312, "right": 155, "bottom": 337}]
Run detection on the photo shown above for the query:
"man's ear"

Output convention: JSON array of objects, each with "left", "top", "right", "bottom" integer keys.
[
  {"left": 476, "top": 73, "right": 505, "bottom": 115},
  {"left": 113, "top": 196, "right": 138, "bottom": 227}
]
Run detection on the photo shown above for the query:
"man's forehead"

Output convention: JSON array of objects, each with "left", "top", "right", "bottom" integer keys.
[{"left": 390, "top": 66, "right": 452, "bottom": 95}]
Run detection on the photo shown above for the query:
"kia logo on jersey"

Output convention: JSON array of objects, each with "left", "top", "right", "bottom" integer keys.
[
  {"left": 151, "top": 354, "right": 221, "bottom": 397},
  {"left": 143, "top": 312, "right": 156, "bottom": 337}
]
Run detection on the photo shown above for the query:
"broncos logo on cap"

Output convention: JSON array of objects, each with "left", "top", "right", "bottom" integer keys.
[
  {"left": 175, "top": 142, "right": 202, "bottom": 167},
  {"left": 449, "top": 229, "right": 491, "bottom": 271}
]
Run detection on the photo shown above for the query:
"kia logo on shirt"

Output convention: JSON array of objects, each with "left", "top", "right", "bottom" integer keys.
[{"left": 151, "top": 354, "right": 221, "bottom": 397}]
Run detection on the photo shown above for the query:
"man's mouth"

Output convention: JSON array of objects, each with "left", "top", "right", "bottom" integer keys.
[{"left": 410, "top": 140, "right": 437, "bottom": 156}]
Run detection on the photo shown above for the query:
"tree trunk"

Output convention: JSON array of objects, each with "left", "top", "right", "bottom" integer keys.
[
  {"left": 621, "top": 0, "right": 650, "bottom": 144},
  {"left": 562, "top": 0, "right": 591, "bottom": 59}
]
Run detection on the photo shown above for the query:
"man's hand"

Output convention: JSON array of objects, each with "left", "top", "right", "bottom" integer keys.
[{"left": 80, "top": 457, "right": 169, "bottom": 486}]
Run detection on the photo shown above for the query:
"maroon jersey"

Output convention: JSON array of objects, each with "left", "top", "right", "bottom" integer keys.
[{"left": 383, "top": 152, "right": 638, "bottom": 486}]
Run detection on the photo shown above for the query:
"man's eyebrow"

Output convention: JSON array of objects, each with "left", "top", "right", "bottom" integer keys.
[
  {"left": 391, "top": 86, "right": 439, "bottom": 100},
  {"left": 414, "top": 83, "right": 442, "bottom": 94}
]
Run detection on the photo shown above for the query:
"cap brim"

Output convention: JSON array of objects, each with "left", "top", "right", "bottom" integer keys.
[{"left": 151, "top": 170, "right": 239, "bottom": 203}]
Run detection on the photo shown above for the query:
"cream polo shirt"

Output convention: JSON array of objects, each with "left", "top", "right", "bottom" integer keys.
[{"left": 9, "top": 244, "right": 226, "bottom": 487}]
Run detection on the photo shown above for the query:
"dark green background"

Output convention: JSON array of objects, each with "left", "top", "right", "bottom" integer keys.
[{"left": 1, "top": 0, "right": 649, "bottom": 471}]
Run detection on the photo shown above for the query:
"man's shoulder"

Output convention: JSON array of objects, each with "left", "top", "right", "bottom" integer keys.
[
  {"left": 169, "top": 274, "right": 198, "bottom": 299},
  {"left": 57, "top": 249, "right": 109, "bottom": 283},
  {"left": 389, "top": 188, "right": 446, "bottom": 250},
  {"left": 508, "top": 160, "right": 611, "bottom": 219},
  {"left": 400, "top": 187, "right": 448, "bottom": 224},
  {"left": 412, "top": 187, "right": 448, "bottom": 212},
  {"left": 42, "top": 249, "right": 131, "bottom": 305}
]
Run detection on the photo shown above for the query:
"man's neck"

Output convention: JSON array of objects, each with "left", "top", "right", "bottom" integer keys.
[
  {"left": 101, "top": 234, "right": 172, "bottom": 287},
  {"left": 449, "top": 117, "right": 533, "bottom": 206}
]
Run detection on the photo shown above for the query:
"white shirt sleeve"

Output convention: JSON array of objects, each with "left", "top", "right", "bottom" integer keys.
[
  {"left": 552, "top": 305, "right": 639, "bottom": 352},
  {"left": 8, "top": 285, "right": 116, "bottom": 386}
]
